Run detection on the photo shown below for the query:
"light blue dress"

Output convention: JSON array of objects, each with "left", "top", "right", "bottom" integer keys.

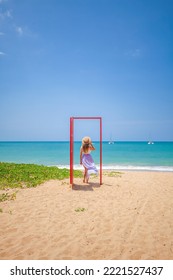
[{"left": 82, "top": 151, "right": 98, "bottom": 179}]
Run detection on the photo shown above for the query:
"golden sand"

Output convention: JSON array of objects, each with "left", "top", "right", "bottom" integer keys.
[{"left": 0, "top": 171, "right": 173, "bottom": 260}]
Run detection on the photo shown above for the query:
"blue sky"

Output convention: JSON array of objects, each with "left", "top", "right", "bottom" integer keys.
[{"left": 0, "top": 0, "right": 173, "bottom": 141}]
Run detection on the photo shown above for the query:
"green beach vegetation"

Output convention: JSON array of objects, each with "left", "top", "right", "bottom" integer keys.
[
  {"left": 0, "top": 162, "right": 83, "bottom": 190},
  {"left": 75, "top": 207, "right": 86, "bottom": 212},
  {"left": 104, "top": 171, "right": 122, "bottom": 177}
]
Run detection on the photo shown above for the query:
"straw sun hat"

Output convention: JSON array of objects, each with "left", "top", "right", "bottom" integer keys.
[{"left": 82, "top": 136, "right": 92, "bottom": 144}]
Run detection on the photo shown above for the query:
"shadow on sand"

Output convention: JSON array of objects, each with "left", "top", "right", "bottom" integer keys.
[{"left": 72, "top": 182, "right": 101, "bottom": 191}]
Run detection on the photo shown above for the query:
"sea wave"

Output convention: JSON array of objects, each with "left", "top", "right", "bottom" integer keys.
[{"left": 55, "top": 164, "right": 173, "bottom": 172}]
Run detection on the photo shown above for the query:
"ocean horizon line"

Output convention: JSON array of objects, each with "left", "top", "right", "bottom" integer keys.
[{"left": 0, "top": 140, "right": 173, "bottom": 143}]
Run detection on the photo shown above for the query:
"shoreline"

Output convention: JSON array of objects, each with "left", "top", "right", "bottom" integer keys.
[
  {"left": 0, "top": 170, "right": 173, "bottom": 260},
  {"left": 1, "top": 161, "right": 173, "bottom": 172},
  {"left": 59, "top": 164, "right": 173, "bottom": 172}
]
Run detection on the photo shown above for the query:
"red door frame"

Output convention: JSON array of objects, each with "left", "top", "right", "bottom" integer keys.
[{"left": 70, "top": 117, "right": 102, "bottom": 187}]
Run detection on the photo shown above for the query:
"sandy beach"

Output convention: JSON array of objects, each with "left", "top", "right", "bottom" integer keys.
[{"left": 0, "top": 171, "right": 173, "bottom": 260}]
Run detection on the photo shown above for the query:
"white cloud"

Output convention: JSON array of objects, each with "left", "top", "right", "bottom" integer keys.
[
  {"left": 0, "top": 9, "right": 12, "bottom": 20},
  {"left": 14, "top": 25, "right": 36, "bottom": 38},
  {"left": 15, "top": 26, "right": 23, "bottom": 36},
  {"left": 0, "top": 51, "right": 5, "bottom": 55},
  {"left": 0, "top": 4, "right": 34, "bottom": 39},
  {"left": 125, "top": 48, "right": 142, "bottom": 58}
]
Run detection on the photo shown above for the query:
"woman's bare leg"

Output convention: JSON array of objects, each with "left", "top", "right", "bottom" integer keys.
[
  {"left": 86, "top": 169, "right": 89, "bottom": 183},
  {"left": 83, "top": 166, "right": 87, "bottom": 183}
]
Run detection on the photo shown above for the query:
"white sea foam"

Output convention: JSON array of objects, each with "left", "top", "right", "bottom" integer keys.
[{"left": 56, "top": 164, "right": 173, "bottom": 172}]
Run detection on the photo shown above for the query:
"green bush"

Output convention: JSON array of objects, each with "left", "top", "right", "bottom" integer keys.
[{"left": 0, "top": 162, "right": 82, "bottom": 190}]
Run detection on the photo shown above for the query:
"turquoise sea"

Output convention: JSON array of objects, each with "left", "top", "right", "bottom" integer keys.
[{"left": 0, "top": 141, "right": 173, "bottom": 172}]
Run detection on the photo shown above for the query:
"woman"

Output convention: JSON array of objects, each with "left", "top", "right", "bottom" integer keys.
[{"left": 80, "top": 136, "right": 98, "bottom": 183}]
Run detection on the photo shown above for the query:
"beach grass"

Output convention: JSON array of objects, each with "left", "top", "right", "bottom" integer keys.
[
  {"left": 0, "top": 192, "right": 17, "bottom": 202},
  {"left": 103, "top": 171, "right": 122, "bottom": 177},
  {"left": 75, "top": 207, "right": 86, "bottom": 212},
  {"left": 0, "top": 162, "right": 83, "bottom": 190}
]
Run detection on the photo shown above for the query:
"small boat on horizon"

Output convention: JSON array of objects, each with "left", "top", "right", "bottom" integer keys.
[
  {"left": 108, "top": 134, "right": 115, "bottom": 144},
  {"left": 148, "top": 141, "right": 154, "bottom": 144}
]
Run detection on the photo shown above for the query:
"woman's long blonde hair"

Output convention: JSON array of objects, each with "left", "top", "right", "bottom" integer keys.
[{"left": 82, "top": 143, "right": 90, "bottom": 153}]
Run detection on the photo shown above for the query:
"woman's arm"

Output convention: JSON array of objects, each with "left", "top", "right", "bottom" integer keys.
[
  {"left": 80, "top": 147, "right": 83, "bottom": 164},
  {"left": 89, "top": 143, "right": 95, "bottom": 150}
]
